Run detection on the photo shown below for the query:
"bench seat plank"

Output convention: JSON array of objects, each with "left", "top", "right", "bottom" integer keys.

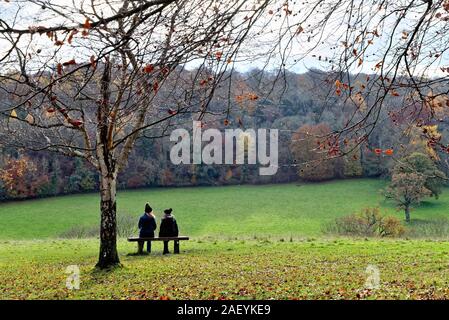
[{"left": 127, "top": 236, "right": 189, "bottom": 242}]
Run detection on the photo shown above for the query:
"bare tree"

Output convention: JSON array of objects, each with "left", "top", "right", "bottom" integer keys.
[
  {"left": 332, "top": 0, "right": 449, "bottom": 155},
  {"left": 259, "top": 0, "right": 449, "bottom": 162},
  {"left": 0, "top": 0, "right": 271, "bottom": 268}
]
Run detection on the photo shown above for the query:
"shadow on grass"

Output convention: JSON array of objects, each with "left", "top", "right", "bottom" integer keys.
[
  {"left": 124, "top": 247, "right": 210, "bottom": 259},
  {"left": 87, "top": 264, "right": 124, "bottom": 281},
  {"left": 126, "top": 252, "right": 150, "bottom": 256},
  {"left": 379, "top": 198, "right": 444, "bottom": 212},
  {"left": 418, "top": 200, "right": 445, "bottom": 209}
]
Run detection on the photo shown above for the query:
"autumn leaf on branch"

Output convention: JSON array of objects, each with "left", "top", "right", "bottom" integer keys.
[
  {"left": 152, "top": 81, "right": 159, "bottom": 93},
  {"left": 67, "top": 29, "right": 78, "bottom": 44},
  {"left": 62, "top": 59, "right": 76, "bottom": 66},
  {"left": 57, "top": 63, "right": 63, "bottom": 75},
  {"left": 83, "top": 18, "right": 91, "bottom": 29},
  {"left": 143, "top": 64, "right": 154, "bottom": 74},
  {"left": 68, "top": 118, "right": 83, "bottom": 127},
  {"left": 391, "top": 91, "right": 400, "bottom": 97},
  {"left": 90, "top": 55, "right": 97, "bottom": 68}
]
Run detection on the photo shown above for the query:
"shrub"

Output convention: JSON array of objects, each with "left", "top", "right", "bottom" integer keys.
[
  {"left": 116, "top": 213, "right": 138, "bottom": 238},
  {"left": 59, "top": 212, "right": 138, "bottom": 238},
  {"left": 406, "top": 218, "right": 449, "bottom": 238},
  {"left": 324, "top": 207, "right": 405, "bottom": 237},
  {"left": 59, "top": 224, "right": 99, "bottom": 239}
]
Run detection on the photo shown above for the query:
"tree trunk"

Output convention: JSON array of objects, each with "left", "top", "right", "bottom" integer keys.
[
  {"left": 96, "top": 172, "right": 120, "bottom": 269},
  {"left": 95, "top": 57, "right": 120, "bottom": 269},
  {"left": 404, "top": 204, "right": 411, "bottom": 223}
]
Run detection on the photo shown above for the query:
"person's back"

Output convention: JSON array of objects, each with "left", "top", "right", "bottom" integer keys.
[
  {"left": 139, "top": 212, "right": 157, "bottom": 237},
  {"left": 159, "top": 208, "right": 179, "bottom": 254},
  {"left": 159, "top": 211, "right": 179, "bottom": 237},
  {"left": 137, "top": 203, "right": 157, "bottom": 253}
]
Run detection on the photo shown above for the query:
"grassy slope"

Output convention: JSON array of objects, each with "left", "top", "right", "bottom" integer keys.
[
  {"left": 1, "top": 238, "right": 449, "bottom": 299},
  {"left": 1, "top": 179, "right": 449, "bottom": 240}
]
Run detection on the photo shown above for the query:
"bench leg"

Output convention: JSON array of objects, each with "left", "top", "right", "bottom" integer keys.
[{"left": 174, "top": 240, "right": 180, "bottom": 254}]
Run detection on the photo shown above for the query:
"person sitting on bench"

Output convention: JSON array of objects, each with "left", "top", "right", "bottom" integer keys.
[
  {"left": 159, "top": 208, "right": 179, "bottom": 254},
  {"left": 137, "top": 203, "right": 157, "bottom": 254}
]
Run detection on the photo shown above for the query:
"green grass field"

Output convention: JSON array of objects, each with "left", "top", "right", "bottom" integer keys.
[
  {"left": 1, "top": 179, "right": 449, "bottom": 299},
  {"left": 1, "top": 238, "right": 449, "bottom": 299},
  {"left": 1, "top": 178, "right": 448, "bottom": 240}
]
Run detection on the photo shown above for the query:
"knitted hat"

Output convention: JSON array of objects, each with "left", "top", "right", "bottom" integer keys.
[{"left": 145, "top": 203, "right": 153, "bottom": 213}]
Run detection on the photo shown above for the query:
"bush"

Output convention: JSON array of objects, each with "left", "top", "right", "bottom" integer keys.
[
  {"left": 59, "top": 224, "right": 99, "bottom": 239},
  {"left": 406, "top": 218, "right": 449, "bottom": 238},
  {"left": 116, "top": 213, "right": 138, "bottom": 238},
  {"left": 59, "top": 212, "right": 138, "bottom": 239},
  {"left": 324, "top": 207, "right": 405, "bottom": 237}
]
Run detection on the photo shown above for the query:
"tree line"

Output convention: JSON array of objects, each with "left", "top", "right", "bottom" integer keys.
[{"left": 2, "top": 69, "right": 448, "bottom": 201}]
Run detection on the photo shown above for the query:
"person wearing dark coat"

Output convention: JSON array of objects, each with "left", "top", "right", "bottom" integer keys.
[
  {"left": 159, "top": 208, "right": 179, "bottom": 254},
  {"left": 138, "top": 203, "right": 157, "bottom": 254}
]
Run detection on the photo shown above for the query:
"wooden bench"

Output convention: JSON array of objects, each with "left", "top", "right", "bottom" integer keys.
[{"left": 127, "top": 236, "right": 189, "bottom": 254}]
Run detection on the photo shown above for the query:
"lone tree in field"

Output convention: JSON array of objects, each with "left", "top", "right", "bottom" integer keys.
[
  {"left": 385, "top": 173, "right": 431, "bottom": 222},
  {"left": 385, "top": 153, "right": 445, "bottom": 222}
]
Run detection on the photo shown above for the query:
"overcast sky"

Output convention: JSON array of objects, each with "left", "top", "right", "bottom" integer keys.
[{"left": 1, "top": 0, "right": 448, "bottom": 78}]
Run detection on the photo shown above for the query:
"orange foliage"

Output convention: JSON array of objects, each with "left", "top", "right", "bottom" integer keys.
[
  {"left": 153, "top": 81, "right": 159, "bottom": 93},
  {"left": 143, "top": 64, "right": 154, "bottom": 73},
  {"left": 0, "top": 157, "right": 49, "bottom": 198},
  {"left": 83, "top": 19, "right": 91, "bottom": 29},
  {"left": 90, "top": 55, "right": 97, "bottom": 68},
  {"left": 57, "top": 63, "right": 62, "bottom": 75},
  {"left": 62, "top": 59, "right": 76, "bottom": 66}
]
